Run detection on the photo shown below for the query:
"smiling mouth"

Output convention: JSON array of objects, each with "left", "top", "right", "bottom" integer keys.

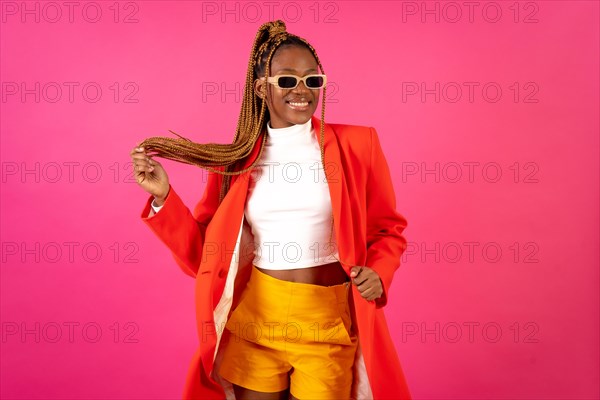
[{"left": 287, "top": 100, "right": 310, "bottom": 110}]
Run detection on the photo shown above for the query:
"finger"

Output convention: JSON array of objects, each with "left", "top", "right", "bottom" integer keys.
[
  {"left": 366, "top": 286, "right": 383, "bottom": 301},
  {"left": 133, "top": 162, "right": 154, "bottom": 174},
  {"left": 363, "top": 286, "right": 381, "bottom": 300},
  {"left": 130, "top": 146, "right": 145, "bottom": 155},
  {"left": 130, "top": 152, "right": 156, "bottom": 165},
  {"left": 362, "top": 291, "right": 377, "bottom": 301},
  {"left": 357, "top": 280, "right": 381, "bottom": 296},
  {"left": 352, "top": 274, "right": 369, "bottom": 286},
  {"left": 361, "top": 289, "right": 376, "bottom": 301},
  {"left": 367, "top": 290, "right": 383, "bottom": 301},
  {"left": 356, "top": 282, "right": 371, "bottom": 294},
  {"left": 138, "top": 155, "right": 160, "bottom": 169},
  {"left": 130, "top": 152, "right": 149, "bottom": 160},
  {"left": 132, "top": 160, "right": 150, "bottom": 171},
  {"left": 134, "top": 165, "right": 152, "bottom": 180},
  {"left": 132, "top": 156, "right": 154, "bottom": 169}
]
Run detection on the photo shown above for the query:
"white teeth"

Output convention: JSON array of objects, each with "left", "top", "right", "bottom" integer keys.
[{"left": 289, "top": 102, "right": 308, "bottom": 107}]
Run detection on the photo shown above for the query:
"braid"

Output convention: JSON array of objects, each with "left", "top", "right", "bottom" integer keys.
[{"left": 138, "top": 20, "right": 327, "bottom": 206}]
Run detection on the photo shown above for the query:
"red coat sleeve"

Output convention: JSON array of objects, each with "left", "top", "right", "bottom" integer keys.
[
  {"left": 140, "top": 167, "right": 223, "bottom": 278},
  {"left": 365, "top": 127, "right": 409, "bottom": 308}
]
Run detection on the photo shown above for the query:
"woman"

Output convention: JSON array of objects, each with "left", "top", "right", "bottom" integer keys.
[{"left": 130, "top": 20, "right": 411, "bottom": 400}]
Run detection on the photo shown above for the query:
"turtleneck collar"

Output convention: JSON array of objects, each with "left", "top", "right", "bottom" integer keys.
[{"left": 266, "top": 119, "right": 313, "bottom": 142}]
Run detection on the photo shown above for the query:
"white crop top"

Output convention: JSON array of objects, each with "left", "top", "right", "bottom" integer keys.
[{"left": 244, "top": 118, "right": 340, "bottom": 270}]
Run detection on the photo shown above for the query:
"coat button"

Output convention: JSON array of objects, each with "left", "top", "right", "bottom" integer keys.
[{"left": 218, "top": 269, "right": 226, "bottom": 278}]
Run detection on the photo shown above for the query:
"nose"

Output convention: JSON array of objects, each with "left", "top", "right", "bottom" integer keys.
[{"left": 292, "top": 80, "right": 309, "bottom": 93}]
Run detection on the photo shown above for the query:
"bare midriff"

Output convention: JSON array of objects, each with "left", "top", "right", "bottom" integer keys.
[{"left": 255, "top": 261, "right": 349, "bottom": 286}]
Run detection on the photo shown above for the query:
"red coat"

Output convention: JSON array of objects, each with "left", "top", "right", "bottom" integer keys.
[{"left": 141, "top": 115, "right": 412, "bottom": 399}]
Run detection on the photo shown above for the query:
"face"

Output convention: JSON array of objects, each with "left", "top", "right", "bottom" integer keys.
[{"left": 254, "top": 45, "right": 321, "bottom": 129}]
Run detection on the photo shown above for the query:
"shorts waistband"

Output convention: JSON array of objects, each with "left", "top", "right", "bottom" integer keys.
[{"left": 250, "top": 264, "right": 350, "bottom": 303}]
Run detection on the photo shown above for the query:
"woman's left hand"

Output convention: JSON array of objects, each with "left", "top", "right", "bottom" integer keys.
[{"left": 350, "top": 266, "right": 383, "bottom": 302}]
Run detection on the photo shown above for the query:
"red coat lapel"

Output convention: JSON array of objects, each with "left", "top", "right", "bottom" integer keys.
[{"left": 310, "top": 115, "right": 349, "bottom": 271}]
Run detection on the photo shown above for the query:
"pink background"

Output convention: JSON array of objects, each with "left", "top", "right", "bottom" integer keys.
[{"left": 1, "top": 1, "right": 598, "bottom": 399}]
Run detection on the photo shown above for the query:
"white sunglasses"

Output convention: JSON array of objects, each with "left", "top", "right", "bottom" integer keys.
[{"left": 262, "top": 74, "right": 327, "bottom": 90}]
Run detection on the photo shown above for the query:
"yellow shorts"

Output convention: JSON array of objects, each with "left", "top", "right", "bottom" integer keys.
[{"left": 218, "top": 265, "right": 358, "bottom": 399}]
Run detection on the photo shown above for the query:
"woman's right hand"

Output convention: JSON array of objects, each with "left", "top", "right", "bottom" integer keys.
[{"left": 130, "top": 145, "right": 170, "bottom": 205}]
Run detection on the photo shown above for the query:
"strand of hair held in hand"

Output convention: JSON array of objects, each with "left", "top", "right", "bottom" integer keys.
[{"left": 136, "top": 19, "right": 328, "bottom": 207}]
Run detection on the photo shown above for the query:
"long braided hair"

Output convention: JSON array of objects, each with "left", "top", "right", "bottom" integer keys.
[{"left": 139, "top": 20, "right": 328, "bottom": 206}]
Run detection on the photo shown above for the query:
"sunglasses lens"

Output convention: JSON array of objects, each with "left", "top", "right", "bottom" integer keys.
[
  {"left": 306, "top": 76, "right": 325, "bottom": 88},
  {"left": 277, "top": 76, "right": 298, "bottom": 89}
]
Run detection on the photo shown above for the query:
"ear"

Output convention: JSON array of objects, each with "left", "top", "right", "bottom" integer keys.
[{"left": 254, "top": 77, "right": 267, "bottom": 99}]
